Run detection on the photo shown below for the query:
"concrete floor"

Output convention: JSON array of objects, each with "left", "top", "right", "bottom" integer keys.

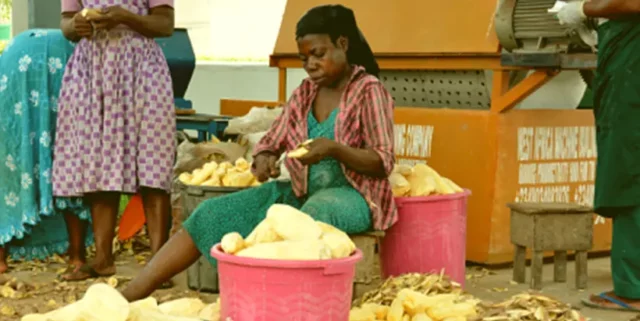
[
  {"left": 5, "top": 256, "right": 635, "bottom": 321},
  {"left": 465, "top": 257, "right": 633, "bottom": 321}
]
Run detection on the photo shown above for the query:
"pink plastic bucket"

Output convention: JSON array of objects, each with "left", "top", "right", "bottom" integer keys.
[
  {"left": 380, "top": 190, "right": 470, "bottom": 286},
  {"left": 210, "top": 244, "right": 363, "bottom": 321}
]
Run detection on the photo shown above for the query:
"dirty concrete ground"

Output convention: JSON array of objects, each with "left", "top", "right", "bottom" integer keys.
[
  {"left": 464, "top": 257, "right": 632, "bottom": 321},
  {"left": 0, "top": 252, "right": 635, "bottom": 321}
]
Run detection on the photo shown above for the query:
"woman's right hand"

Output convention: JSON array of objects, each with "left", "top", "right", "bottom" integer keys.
[
  {"left": 72, "top": 12, "right": 94, "bottom": 38},
  {"left": 252, "top": 152, "right": 281, "bottom": 182}
]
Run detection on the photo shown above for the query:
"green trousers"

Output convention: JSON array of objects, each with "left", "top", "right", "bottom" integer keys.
[{"left": 611, "top": 207, "right": 640, "bottom": 299}]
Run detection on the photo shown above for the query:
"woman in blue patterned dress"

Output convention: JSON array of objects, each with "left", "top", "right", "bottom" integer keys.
[{"left": 0, "top": 29, "right": 93, "bottom": 273}]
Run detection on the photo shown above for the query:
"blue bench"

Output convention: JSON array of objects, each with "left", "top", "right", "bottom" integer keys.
[{"left": 176, "top": 114, "right": 232, "bottom": 142}]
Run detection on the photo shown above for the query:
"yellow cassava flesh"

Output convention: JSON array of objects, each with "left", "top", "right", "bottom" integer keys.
[
  {"left": 389, "top": 172, "right": 411, "bottom": 197},
  {"left": 244, "top": 219, "right": 282, "bottom": 247},
  {"left": 317, "top": 221, "right": 356, "bottom": 259},
  {"left": 235, "top": 239, "right": 332, "bottom": 260},
  {"left": 265, "top": 204, "right": 322, "bottom": 241},
  {"left": 220, "top": 232, "right": 246, "bottom": 254}
]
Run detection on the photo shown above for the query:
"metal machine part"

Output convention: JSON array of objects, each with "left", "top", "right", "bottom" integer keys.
[
  {"left": 379, "top": 70, "right": 493, "bottom": 109},
  {"left": 495, "top": 0, "right": 597, "bottom": 53},
  {"left": 155, "top": 28, "right": 196, "bottom": 109},
  {"left": 379, "top": 69, "right": 588, "bottom": 110}
]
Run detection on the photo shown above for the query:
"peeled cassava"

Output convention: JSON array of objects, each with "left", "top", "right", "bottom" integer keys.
[
  {"left": 442, "top": 177, "right": 463, "bottom": 193},
  {"left": 389, "top": 173, "right": 411, "bottom": 197},
  {"left": 127, "top": 309, "right": 204, "bottom": 321},
  {"left": 78, "top": 283, "right": 130, "bottom": 321},
  {"left": 181, "top": 158, "right": 257, "bottom": 187},
  {"left": 393, "top": 164, "right": 413, "bottom": 176},
  {"left": 417, "top": 164, "right": 454, "bottom": 195},
  {"left": 317, "top": 221, "right": 356, "bottom": 259},
  {"left": 406, "top": 165, "right": 436, "bottom": 197},
  {"left": 198, "top": 300, "right": 221, "bottom": 321},
  {"left": 81, "top": 8, "right": 102, "bottom": 19},
  {"left": 158, "top": 298, "right": 206, "bottom": 318},
  {"left": 222, "top": 171, "right": 255, "bottom": 187},
  {"left": 244, "top": 219, "right": 282, "bottom": 247},
  {"left": 265, "top": 204, "right": 322, "bottom": 241},
  {"left": 287, "top": 139, "right": 313, "bottom": 158},
  {"left": 236, "top": 240, "right": 332, "bottom": 260},
  {"left": 130, "top": 297, "right": 159, "bottom": 311},
  {"left": 235, "top": 157, "right": 250, "bottom": 171},
  {"left": 220, "top": 232, "right": 246, "bottom": 254},
  {"left": 287, "top": 146, "right": 309, "bottom": 158},
  {"left": 21, "top": 302, "right": 83, "bottom": 321}
]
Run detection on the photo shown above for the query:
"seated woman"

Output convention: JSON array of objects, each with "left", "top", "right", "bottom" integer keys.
[
  {"left": 122, "top": 4, "right": 398, "bottom": 301},
  {"left": 0, "top": 29, "right": 93, "bottom": 273}
]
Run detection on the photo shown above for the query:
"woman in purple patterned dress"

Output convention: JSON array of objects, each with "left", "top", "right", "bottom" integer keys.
[{"left": 53, "top": 0, "right": 176, "bottom": 282}]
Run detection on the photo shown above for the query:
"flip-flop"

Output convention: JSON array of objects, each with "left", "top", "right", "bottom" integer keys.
[{"left": 581, "top": 292, "right": 640, "bottom": 312}]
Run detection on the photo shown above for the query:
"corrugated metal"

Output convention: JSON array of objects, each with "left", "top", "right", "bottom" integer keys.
[{"left": 513, "top": 0, "right": 567, "bottom": 38}]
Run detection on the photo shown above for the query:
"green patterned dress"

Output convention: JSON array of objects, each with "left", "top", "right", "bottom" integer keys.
[{"left": 183, "top": 108, "right": 372, "bottom": 266}]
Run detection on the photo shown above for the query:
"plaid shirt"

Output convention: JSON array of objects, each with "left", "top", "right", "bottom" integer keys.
[{"left": 253, "top": 66, "right": 398, "bottom": 230}]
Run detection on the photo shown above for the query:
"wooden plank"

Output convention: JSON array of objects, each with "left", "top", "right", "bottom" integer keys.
[{"left": 219, "top": 99, "right": 281, "bottom": 117}]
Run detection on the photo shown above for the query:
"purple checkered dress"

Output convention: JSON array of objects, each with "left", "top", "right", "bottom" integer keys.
[{"left": 52, "top": 0, "right": 176, "bottom": 196}]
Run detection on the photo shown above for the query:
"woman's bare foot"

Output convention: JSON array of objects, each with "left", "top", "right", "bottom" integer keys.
[
  {"left": 0, "top": 247, "right": 8, "bottom": 273},
  {"left": 60, "top": 263, "right": 116, "bottom": 282},
  {"left": 584, "top": 291, "right": 640, "bottom": 311}
]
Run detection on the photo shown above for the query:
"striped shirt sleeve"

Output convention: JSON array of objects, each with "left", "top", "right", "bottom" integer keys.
[
  {"left": 252, "top": 87, "right": 301, "bottom": 158},
  {"left": 361, "top": 82, "right": 395, "bottom": 176}
]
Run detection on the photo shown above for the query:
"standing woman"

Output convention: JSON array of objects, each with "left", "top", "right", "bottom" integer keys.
[
  {"left": 0, "top": 29, "right": 92, "bottom": 273},
  {"left": 53, "top": 0, "right": 176, "bottom": 281},
  {"left": 556, "top": 0, "right": 640, "bottom": 312}
]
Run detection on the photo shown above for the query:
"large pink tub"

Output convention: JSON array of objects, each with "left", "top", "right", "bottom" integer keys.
[
  {"left": 380, "top": 190, "right": 471, "bottom": 286},
  {"left": 210, "top": 244, "right": 362, "bottom": 321}
]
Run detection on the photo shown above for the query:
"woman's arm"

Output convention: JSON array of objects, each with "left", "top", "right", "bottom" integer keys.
[
  {"left": 60, "top": 0, "right": 85, "bottom": 41},
  {"left": 100, "top": 5, "right": 174, "bottom": 38},
  {"left": 330, "top": 82, "right": 395, "bottom": 179},
  {"left": 117, "top": 5, "right": 174, "bottom": 38},
  {"left": 60, "top": 13, "right": 79, "bottom": 42},
  {"left": 252, "top": 89, "right": 303, "bottom": 159},
  {"left": 584, "top": 0, "right": 640, "bottom": 18}
]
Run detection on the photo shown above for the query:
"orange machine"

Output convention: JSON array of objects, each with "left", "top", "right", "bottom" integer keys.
[{"left": 221, "top": 0, "right": 610, "bottom": 264}]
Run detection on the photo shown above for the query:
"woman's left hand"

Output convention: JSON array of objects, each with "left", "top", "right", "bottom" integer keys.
[
  {"left": 296, "top": 138, "right": 338, "bottom": 166},
  {"left": 91, "top": 6, "right": 132, "bottom": 30}
]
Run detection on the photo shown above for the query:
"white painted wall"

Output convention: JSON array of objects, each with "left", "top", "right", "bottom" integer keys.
[{"left": 185, "top": 63, "right": 307, "bottom": 115}]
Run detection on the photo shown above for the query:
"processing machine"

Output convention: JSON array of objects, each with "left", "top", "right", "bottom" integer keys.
[
  {"left": 221, "top": 0, "right": 608, "bottom": 264},
  {"left": 155, "top": 28, "right": 196, "bottom": 111}
]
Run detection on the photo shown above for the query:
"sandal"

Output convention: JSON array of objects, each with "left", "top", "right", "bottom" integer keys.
[
  {"left": 581, "top": 292, "right": 640, "bottom": 312},
  {"left": 59, "top": 264, "right": 115, "bottom": 282},
  {"left": 159, "top": 279, "right": 174, "bottom": 289}
]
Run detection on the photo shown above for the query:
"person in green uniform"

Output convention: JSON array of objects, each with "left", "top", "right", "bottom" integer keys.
[
  {"left": 556, "top": 0, "right": 640, "bottom": 312},
  {"left": 121, "top": 4, "right": 398, "bottom": 302}
]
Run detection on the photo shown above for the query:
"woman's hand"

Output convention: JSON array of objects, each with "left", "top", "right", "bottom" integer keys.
[
  {"left": 296, "top": 138, "right": 338, "bottom": 166},
  {"left": 72, "top": 12, "right": 94, "bottom": 38},
  {"left": 90, "top": 6, "right": 132, "bottom": 30},
  {"left": 252, "top": 152, "right": 281, "bottom": 182},
  {"left": 556, "top": 1, "right": 587, "bottom": 26}
]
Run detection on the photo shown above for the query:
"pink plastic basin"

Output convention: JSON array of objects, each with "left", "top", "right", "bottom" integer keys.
[
  {"left": 210, "top": 244, "right": 363, "bottom": 321},
  {"left": 380, "top": 190, "right": 470, "bottom": 286}
]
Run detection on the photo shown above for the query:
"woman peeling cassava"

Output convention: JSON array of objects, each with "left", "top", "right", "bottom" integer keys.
[
  {"left": 555, "top": 0, "right": 640, "bottom": 312},
  {"left": 122, "top": 4, "right": 398, "bottom": 301}
]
